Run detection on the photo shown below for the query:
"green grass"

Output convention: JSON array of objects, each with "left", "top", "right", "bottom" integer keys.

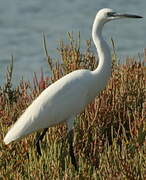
[{"left": 0, "top": 33, "right": 146, "bottom": 179}]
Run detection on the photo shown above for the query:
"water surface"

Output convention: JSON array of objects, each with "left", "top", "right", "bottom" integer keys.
[{"left": 0, "top": 0, "right": 145, "bottom": 84}]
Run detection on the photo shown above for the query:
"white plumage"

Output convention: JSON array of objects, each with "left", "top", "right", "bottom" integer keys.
[{"left": 4, "top": 8, "right": 142, "bottom": 145}]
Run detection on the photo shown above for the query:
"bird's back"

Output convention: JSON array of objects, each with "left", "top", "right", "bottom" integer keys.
[{"left": 4, "top": 69, "right": 95, "bottom": 144}]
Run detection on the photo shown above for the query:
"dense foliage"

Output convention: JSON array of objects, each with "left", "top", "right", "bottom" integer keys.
[{"left": 0, "top": 34, "right": 145, "bottom": 179}]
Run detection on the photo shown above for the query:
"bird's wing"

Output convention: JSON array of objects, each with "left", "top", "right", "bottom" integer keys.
[{"left": 4, "top": 70, "right": 91, "bottom": 144}]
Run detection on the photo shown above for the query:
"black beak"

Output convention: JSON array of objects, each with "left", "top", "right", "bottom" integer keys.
[{"left": 115, "top": 14, "right": 143, "bottom": 18}]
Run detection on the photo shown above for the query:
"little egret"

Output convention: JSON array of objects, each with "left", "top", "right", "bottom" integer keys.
[{"left": 4, "top": 8, "right": 142, "bottom": 169}]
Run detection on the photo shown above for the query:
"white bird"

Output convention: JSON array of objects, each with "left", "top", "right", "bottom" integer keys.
[{"left": 4, "top": 8, "right": 142, "bottom": 169}]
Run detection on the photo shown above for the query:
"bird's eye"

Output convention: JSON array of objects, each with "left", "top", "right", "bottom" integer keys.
[{"left": 107, "top": 12, "right": 116, "bottom": 17}]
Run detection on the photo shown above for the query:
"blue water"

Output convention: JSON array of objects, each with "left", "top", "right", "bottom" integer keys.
[{"left": 0, "top": 0, "right": 145, "bottom": 84}]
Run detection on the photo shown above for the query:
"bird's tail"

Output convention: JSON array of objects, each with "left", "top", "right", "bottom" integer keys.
[{"left": 4, "top": 114, "right": 37, "bottom": 144}]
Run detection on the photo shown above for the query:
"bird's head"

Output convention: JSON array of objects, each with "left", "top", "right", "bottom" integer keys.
[{"left": 96, "top": 8, "right": 143, "bottom": 24}]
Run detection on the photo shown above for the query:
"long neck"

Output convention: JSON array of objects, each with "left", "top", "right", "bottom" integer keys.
[{"left": 92, "top": 17, "right": 111, "bottom": 80}]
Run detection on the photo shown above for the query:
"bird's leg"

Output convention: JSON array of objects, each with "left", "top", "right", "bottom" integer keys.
[
  {"left": 66, "top": 117, "right": 78, "bottom": 170},
  {"left": 35, "top": 128, "right": 48, "bottom": 156},
  {"left": 67, "top": 129, "right": 78, "bottom": 170}
]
